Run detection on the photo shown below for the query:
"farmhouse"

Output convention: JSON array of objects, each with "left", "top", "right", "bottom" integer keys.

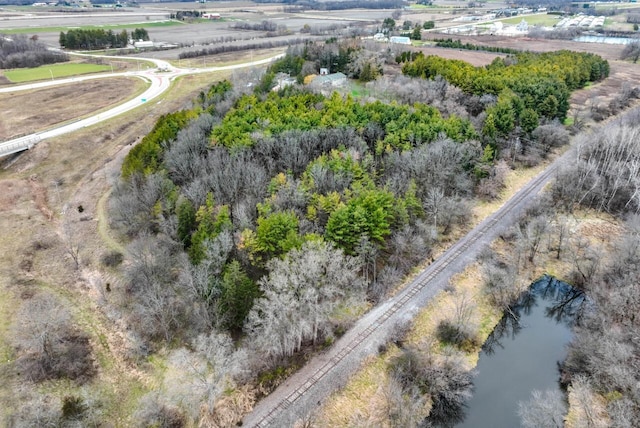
[{"left": 310, "top": 72, "right": 347, "bottom": 88}]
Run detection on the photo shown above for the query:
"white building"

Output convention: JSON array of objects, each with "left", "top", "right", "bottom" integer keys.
[
  {"left": 310, "top": 72, "right": 347, "bottom": 88},
  {"left": 389, "top": 36, "right": 411, "bottom": 45},
  {"left": 373, "top": 32, "right": 388, "bottom": 42},
  {"left": 134, "top": 40, "right": 154, "bottom": 49},
  {"left": 516, "top": 19, "right": 529, "bottom": 32}
]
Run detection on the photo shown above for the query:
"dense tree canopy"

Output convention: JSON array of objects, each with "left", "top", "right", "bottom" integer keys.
[
  {"left": 60, "top": 29, "right": 128, "bottom": 50},
  {"left": 402, "top": 50, "right": 609, "bottom": 121},
  {"left": 113, "top": 44, "right": 608, "bottom": 371},
  {"left": 211, "top": 91, "right": 475, "bottom": 151}
]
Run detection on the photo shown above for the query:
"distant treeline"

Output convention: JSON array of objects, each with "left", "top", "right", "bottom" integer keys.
[
  {"left": 59, "top": 28, "right": 149, "bottom": 50},
  {"left": 232, "top": 20, "right": 279, "bottom": 32},
  {"left": 177, "top": 38, "right": 307, "bottom": 60},
  {"left": 0, "top": 0, "right": 37, "bottom": 4},
  {"left": 170, "top": 10, "right": 202, "bottom": 20},
  {"left": 432, "top": 39, "right": 523, "bottom": 55},
  {"left": 0, "top": 34, "right": 68, "bottom": 69},
  {"left": 255, "top": 0, "right": 406, "bottom": 10},
  {"left": 512, "top": 0, "right": 572, "bottom": 9}
]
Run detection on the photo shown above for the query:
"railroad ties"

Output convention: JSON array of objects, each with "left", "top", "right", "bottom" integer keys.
[{"left": 253, "top": 164, "right": 557, "bottom": 427}]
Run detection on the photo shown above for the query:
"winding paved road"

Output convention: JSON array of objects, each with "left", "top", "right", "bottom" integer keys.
[
  {"left": 243, "top": 151, "right": 567, "bottom": 427},
  {"left": 0, "top": 53, "right": 284, "bottom": 157}
]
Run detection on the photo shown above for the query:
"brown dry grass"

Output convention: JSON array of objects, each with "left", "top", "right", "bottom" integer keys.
[
  {"left": 175, "top": 47, "right": 287, "bottom": 69},
  {"left": 318, "top": 263, "right": 491, "bottom": 427},
  {"left": 0, "top": 62, "right": 244, "bottom": 423},
  {"left": 0, "top": 77, "right": 144, "bottom": 141}
]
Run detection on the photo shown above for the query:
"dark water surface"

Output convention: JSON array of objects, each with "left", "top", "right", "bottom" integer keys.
[{"left": 456, "top": 276, "right": 584, "bottom": 428}]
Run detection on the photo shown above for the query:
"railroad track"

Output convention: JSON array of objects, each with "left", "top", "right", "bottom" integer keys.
[{"left": 247, "top": 156, "right": 562, "bottom": 427}]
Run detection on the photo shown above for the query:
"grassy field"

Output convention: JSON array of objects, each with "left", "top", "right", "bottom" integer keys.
[
  {"left": 171, "top": 47, "right": 285, "bottom": 68},
  {"left": 499, "top": 13, "right": 560, "bottom": 26},
  {"left": 0, "top": 19, "right": 181, "bottom": 35},
  {"left": 4, "top": 62, "right": 111, "bottom": 83}
]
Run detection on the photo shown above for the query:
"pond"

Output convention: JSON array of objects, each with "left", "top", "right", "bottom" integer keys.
[
  {"left": 574, "top": 35, "right": 637, "bottom": 45},
  {"left": 455, "top": 276, "right": 585, "bottom": 428}
]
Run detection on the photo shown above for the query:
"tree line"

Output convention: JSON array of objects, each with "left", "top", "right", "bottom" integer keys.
[
  {"left": 401, "top": 49, "right": 609, "bottom": 122},
  {"left": 0, "top": 34, "right": 68, "bottom": 69},
  {"left": 433, "top": 38, "right": 523, "bottom": 55},
  {"left": 177, "top": 38, "right": 307, "bottom": 60},
  {"left": 254, "top": 0, "right": 406, "bottom": 9},
  {"left": 58, "top": 28, "right": 149, "bottom": 50}
]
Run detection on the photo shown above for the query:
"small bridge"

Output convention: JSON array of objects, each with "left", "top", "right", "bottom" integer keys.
[{"left": 0, "top": 135, "right": 41, "bottom": 158}]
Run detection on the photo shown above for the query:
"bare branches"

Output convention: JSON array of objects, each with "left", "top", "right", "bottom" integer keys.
[
  {"left": 245, "top": 241, "right": 364, "bottom": 362},
  {"left": 518, "top": 389, "right": 566, "bottom": 428},
  {"left": 11, "top": 293, "right": 95, "bottom": 383}
]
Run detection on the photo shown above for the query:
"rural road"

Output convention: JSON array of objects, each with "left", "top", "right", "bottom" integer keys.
[
  {"left": 0, "top": 52, "right": 284, "bottom": 157},
  {"left": 243, "top": 151, "right": 567, "bottom": 427}
]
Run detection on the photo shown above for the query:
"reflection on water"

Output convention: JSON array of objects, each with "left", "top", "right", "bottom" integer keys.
[
  {"left": 574, "top": 35, "right": 637, "bottom": 45},
  {"left": 455, "top": 276, "right": 586, "bottom": 428}
]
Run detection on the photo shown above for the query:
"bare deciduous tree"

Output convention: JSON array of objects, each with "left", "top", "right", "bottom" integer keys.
[
  {"left": 245, "top": 241, "right": 364, "bottom": 362},
  {"left": 163, "top": 332, "right": 248, "bottom": 421},
  {"left": 12, "top": 293, "right": 94, "bottom": 383},
  {"left": 518, "top": 389, "right": 566, "bottom": 428},
  {"left": 382, "top": 376, "right": 428, "bottom": 428},
  {"left": 62, "top": 219, "right": 82, "bottom": 270},
  {"left": 388, "top": 346, "right": 474, "bottom": 426}
]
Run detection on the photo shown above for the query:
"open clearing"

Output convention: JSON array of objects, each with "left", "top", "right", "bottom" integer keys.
[
  {"left": 421, "top": 33, "right": 627, "bottom": 61},
  {"left": 0, "top": 77, "right": 143, "bottom": 140},
  {"left": 3, "top": 62, "right": 111, "bottom": 83}
]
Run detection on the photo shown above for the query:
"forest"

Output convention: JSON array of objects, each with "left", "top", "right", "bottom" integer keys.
[
  {"left": 97, "top": 43, "right": 611, "bottom": 424},
  {"left": 0, "top": 33, "right": 68, "bottom": 69},
  {"left": 58, "top": 28, "right": 149, "bottom": 50},
  {"left": 7, "top": 36, "right": 633, "bottom": 426}
]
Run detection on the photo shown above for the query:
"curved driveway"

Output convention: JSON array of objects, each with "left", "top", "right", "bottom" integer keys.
[{"left": 0, "top": 53, "right": 284, "bottom": 157}]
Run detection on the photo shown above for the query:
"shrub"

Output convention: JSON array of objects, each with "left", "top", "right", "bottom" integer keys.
[{"left": 101, "top": 250, "right": 124, "bottom": 267}]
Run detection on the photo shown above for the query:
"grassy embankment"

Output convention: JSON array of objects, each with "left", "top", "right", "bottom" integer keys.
[{"left": 3, "top": 63, "right": 111, "bottom": 83}]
